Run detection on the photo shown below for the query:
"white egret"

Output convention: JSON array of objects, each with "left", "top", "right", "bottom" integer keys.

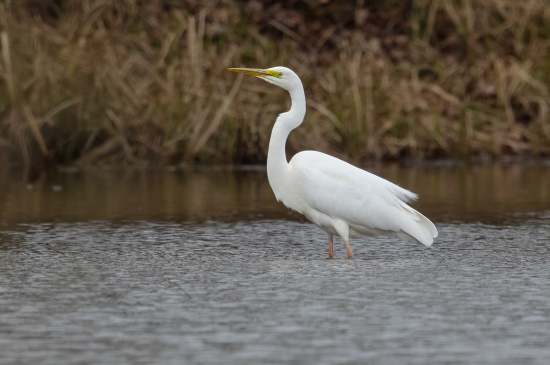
[{"left": 229, "top": 66, "right": 438, "bottom": 258}]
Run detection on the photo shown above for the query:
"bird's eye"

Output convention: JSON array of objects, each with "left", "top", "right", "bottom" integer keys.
[{"left": 267, "top": 70, "right": 283, "bottom": 78}]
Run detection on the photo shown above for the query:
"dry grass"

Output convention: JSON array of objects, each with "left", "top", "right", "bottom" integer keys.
[{"left": 0, "top": 0, "right": 549, "bottom": 168}]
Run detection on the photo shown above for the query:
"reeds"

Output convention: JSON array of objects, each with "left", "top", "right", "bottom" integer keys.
[{"left": 0, "top": 0, "right": 549, "bottom": 167}]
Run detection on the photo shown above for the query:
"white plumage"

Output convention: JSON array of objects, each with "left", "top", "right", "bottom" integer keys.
[{"left": 229, "top": 66, "right": 438, "bottom": 258}]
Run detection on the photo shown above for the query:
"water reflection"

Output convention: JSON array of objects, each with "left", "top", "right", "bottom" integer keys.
[
  {"left": 1, "top": 163, "right": 548, "bottom": 225},
  {"left": 1, "top": 163, "right": 550, "bottom": 364}
]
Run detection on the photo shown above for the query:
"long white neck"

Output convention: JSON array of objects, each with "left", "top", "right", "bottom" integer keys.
[{"left": 267, "top": 84, "right": 306, "bottom": 201}]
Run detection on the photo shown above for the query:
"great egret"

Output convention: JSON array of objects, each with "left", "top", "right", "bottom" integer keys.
[{"left": 229, "top": 66, "right": 438, "bottom": 258}]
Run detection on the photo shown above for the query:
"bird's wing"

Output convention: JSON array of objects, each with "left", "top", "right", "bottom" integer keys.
[{"left": 289, "top": 151, "right": 436, "bottom": 245}]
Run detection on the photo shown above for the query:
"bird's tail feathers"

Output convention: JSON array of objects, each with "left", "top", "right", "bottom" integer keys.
[
  {"left": 388, "top": 184, "right": 418, "bottom": 203},
  {"left": 397, "top": 200, "right": 438, "bottom": 247}
]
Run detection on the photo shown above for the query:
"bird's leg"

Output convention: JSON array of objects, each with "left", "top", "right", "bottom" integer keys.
[
  {"left": 328, "top": 234, "right": 334, "bottom": 259},
  {"left": 344, "top": 241, "right": 353, "bottom": 258}
]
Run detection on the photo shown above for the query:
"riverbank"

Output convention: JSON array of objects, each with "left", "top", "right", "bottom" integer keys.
[{"left": 1, "top": 1, "right": 549, "bottom": 168}]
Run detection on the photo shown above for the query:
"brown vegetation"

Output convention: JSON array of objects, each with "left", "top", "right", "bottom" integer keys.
[{"left": 1, "top": 0, "right": 549, "bottom": 168}]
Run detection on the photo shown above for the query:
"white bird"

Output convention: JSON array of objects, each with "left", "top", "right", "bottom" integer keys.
[{"left": 229, "top": 66, "right": 438, "bottom": 258}]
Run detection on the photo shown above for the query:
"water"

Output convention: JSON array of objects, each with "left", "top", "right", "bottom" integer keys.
[{"left": 1, "top": 163, "right": 549, "bottom": 364}]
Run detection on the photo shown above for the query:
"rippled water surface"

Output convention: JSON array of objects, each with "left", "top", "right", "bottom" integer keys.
[{"left": 1, "top": 164, "right": 549, "bottom": 364}]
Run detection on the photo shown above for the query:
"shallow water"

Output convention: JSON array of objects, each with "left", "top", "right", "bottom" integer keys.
[{"left": 1, "top": 164, "right": 549, "bottom": 364}]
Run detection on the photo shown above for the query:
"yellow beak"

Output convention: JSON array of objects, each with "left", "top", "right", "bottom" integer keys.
[{"left": 228, "top": 68, "right": 271, "bottom": 78}]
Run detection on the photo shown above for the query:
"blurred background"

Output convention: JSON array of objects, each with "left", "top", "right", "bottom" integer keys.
[
  {"left": 2, "top": 3, "right": 550, "bottom": 363},
  {"left": 1, "top": 0, "right": 549, "bottom": 169}
]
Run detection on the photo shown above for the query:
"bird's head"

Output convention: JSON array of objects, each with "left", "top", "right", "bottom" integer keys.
[{"left": 228, "top": 66, "right": 301, "bottom": 92}]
